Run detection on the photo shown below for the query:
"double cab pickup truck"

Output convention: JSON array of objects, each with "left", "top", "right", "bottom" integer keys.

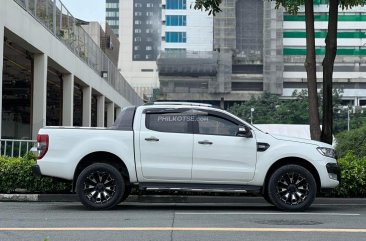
[{"left": 32, "top": 102, "right": 340, "bottom": 211}]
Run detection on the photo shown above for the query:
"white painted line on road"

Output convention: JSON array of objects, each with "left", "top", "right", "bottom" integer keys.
[
  {"left": 1, "top": 227, "right": 366, "bottom": 233},
  {"left": 176, "top": 212, "right": 360, "bottom": 216},
  {"left": 314, "top": 204, "right": 366, "bottom": 206}
]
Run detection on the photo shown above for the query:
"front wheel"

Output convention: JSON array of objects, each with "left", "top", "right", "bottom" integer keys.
[
  {"left": 267, "top": 165, "right": 317, "bottom": 211},
  {"left": 76, "top": 163, "right": 125, "bottom": 210}
]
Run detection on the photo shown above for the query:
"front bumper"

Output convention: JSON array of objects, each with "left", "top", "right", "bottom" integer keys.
[
  {"left": 326, "top": 163, "right": 341, "bottom": 182},
  {"left": 32, "top": 165, "right": 42, "bottom": 177}
]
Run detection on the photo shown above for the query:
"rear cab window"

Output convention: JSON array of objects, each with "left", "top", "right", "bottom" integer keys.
[{"left": 111, "top": 106, "right": 136, "bottom": 131}]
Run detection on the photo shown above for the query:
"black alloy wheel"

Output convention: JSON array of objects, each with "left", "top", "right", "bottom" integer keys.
[
  {"left": 76, "top": 163, "right": 125, "bottom": 210},
  {"left": 268, "top": 164, "right": 316, "bottom": 211}
]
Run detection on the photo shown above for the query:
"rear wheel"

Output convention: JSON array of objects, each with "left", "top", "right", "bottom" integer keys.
[
  {"left": 119, "top": 185, "right": 131, "bottom": 203},
  {"left": 262, "top": 191, "right": 273, "bottom": 205},
  {"left": 76, "top": 163, "right": 125, "bottom": 210},
  {"left": 267, "top": 165, "right": 316, "bottom": 211}
]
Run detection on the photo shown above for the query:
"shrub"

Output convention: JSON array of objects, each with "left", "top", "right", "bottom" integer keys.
[
  {"left": 333, "top": 153, "right": 366, "bottom": 197},
  {"left": 0, "top": 153, "right": 71, "bottom": 193},
  {"left": 335, "top": 125, "right": 366, "bottom": 159}
]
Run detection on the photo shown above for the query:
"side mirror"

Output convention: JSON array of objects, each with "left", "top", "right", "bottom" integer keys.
[{"left": 237, "top": 125, "right": 253, "bottom": 138}]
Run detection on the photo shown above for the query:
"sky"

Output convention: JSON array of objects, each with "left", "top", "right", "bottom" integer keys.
[{"left": 60, "top": 0, "right": 105, "bottom": 23}]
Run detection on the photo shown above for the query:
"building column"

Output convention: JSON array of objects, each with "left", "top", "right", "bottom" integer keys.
[
  {"left": 62, "top": 73, "right": 74, "bottom": 126},
  {"left": 0, "top": 27, "right": 4, "bottom": 138},
  {"left": 106, "top": 102, "right": 114, "bottom": 127},
  {"left": 97, "top": 95, "right": 105, "bottom": 127},
  {"left": 32, "top": 54, "right": 48, "bottom": 139},
  {"left": 82, "top": 86, "right": 91, "bottom": 127}
]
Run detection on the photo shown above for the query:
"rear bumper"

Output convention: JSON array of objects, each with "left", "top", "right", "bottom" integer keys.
[{"left": 32, "top": 165, "right": 42, "bottom": 177}]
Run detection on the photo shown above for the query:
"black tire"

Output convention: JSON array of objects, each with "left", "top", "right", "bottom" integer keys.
[
  {"left": 267, "top": 165, "right": 317, "bottom": 211},
  {"left": 263, "top": 191, "right": 273, "bottom": 205},
  {"left": 76, "top": 163, "right": 125, "bottom": 210},
  {"left": 119, "top": 185, "right": 131, "bottom": 203}
]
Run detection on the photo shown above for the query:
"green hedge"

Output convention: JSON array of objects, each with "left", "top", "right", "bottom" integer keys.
[
  {"left": 1, "top": 152, "right": 366, "bottom": 198},
  {"left": 333, "top": 153, "right": 366, "bottom": 197},
  {"left": 335, "top": 126, "right": 366, "bottom": 159},
  {"left": 0, "top": 153, "right": 71, "bottom": 193}
]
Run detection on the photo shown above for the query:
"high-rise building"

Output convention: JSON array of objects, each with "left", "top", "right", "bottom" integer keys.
[
  {"left": 282, "top": 2, "right": 366, "bottom": 106},
  {"left": 157, "top": 0, "right": 366, "bottom": 108},
  {"left": 106, "top": 0, "right": 119, "bottom": 37},
  {"left": 158, "top": 0, "right": 262, "bottom": 103},
  {"left": 119, "top": 0, "right": 213, "bottom": 100}
]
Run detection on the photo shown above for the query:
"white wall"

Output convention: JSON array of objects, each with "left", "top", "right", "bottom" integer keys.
[
  {"left": 186, "top": 0, "right": 213, "bottom": 51},
  {"left": 163, "top": 0, "right": 213, "bottom": 51}
]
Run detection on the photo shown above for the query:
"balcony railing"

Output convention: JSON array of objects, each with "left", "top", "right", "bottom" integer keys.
[
  {"left": 13, "top": 0, "right": 143, "bottom": 106},
  {"left": 0, "top": 139, "right": 36, "bottom": 157}
]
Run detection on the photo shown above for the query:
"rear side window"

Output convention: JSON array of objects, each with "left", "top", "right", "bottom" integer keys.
[
  {"left": 111, "top": 107, "right": 136, "bottom": 131},
  {"left": 145, "top": 112, "right": 193, "bottom": 134}
]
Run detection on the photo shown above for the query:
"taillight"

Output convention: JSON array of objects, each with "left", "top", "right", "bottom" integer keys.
[{"left": 36, "top": 134, "right": 49, "bottom": 159}]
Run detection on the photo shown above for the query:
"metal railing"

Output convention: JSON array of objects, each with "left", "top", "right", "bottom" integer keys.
[
  {"left": 13, "top": 0, "right": 143, "bottom": 106},
  {"left": 0, "top": 139, "right": 36, "bottom": 157}
]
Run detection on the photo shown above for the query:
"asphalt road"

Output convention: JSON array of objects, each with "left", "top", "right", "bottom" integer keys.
[{"left": 1, "top": 198, "right": 366, "bottom": 241}]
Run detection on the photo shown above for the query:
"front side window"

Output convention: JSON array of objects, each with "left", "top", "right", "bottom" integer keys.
[
  {"left": 145, "top": 110, "right": 193, "bottom": 134},
  {"left": 197, "top": 115, "right": 239, "bottom": 136}
]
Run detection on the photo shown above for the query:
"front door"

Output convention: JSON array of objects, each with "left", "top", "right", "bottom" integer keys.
[{"left": 192, "top": 111, "right": 257, "bottom": 183}]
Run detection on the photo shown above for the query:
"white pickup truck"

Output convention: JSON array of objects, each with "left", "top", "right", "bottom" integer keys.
[{"left": 32, "top": 102, "right": 340, "bottom": 211}]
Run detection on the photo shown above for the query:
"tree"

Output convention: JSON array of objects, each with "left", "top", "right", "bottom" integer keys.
[
  {"left": 194, "top": 0, "right": 321, "bottom": 141},
  {"left": 321, "top": 0, "right": 366, "bottom": 143},
  {"left": 195, "top": 0, "right": 366, "bottom": 144}
]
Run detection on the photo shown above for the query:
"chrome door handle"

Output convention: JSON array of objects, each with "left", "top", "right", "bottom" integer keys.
[
  {"left": 198, "top": 140, "right": 213, "bottom": 145},
  {"left": 145, "top": 137, "right": 159, "bottom": 142}
]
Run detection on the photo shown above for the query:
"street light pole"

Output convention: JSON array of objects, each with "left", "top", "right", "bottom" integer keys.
[
  {"left": 251, "top": 108, "right": 255, "bottom": 124},
  {"left": 347, "top": 108, "right": 350, "bottom": 131}
]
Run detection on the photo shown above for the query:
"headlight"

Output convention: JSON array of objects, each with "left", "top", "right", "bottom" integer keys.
[{"left": 317, "top": 147, "right": 336, "bottom": 158}]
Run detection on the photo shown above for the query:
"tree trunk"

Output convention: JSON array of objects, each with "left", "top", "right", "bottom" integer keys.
[
  {"left": 304, "top": 0, "right": 321, "bottom": 141},
  {"left": 321, "top": 0, "right": 339, "bottom": 144}
]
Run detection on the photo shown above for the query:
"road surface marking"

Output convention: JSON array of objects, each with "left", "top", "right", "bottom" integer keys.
[
  {"left": 314, "top": 204, "right": 366, "bottom": 206},
  {"left": 0, "top": 227, "right": 366, "bottom": 233},
  {"left": 175, "top": 212, "right": 360, "bottom": 216}
]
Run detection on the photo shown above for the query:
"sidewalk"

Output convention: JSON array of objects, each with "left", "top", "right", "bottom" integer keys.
[{"left": 1, "top": 194, "right": 365, "bottom": 204}]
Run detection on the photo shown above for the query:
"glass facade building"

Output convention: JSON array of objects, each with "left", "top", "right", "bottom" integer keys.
[
  {"left": 132, "top": 0, "right": 161, "bottom": 61},
  {"left": 106, "top": 0, "right": 119, "bottom": 37}
]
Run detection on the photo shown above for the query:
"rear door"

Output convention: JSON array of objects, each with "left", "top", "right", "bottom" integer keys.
[{"left": 138, "top": 108, "right": 194, "bottom": 181}]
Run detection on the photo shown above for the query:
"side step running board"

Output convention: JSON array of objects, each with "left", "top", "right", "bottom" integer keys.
[{"left": 139, "top": 183, "right": 261, "bottom": 194}]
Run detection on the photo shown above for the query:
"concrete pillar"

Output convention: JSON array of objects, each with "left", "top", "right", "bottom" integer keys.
[
  {"left": 97, "top": 95, "right": 105, "bottom": 127},
  {"left": 82, "top": 86, "right": 92, "bottom": 127},
  {"left": 62, "top": 73, "right": 74, "bottom": 126},
  {"left": 106, "top": 102, "right": 114, "bottom": 127},
  {"left": 0, "top": 27, "right": 4, "bottom": 138},
  {"left": 32, "top": 54, "right": 48, "bottom": 139}
]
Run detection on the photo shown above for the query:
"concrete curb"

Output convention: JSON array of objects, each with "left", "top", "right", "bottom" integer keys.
[
  {"left": 1, "top": 194, "right": 366, "bottom": 204},
  {"left": 0, "top": 194, "right": 78, "bottom": 202}
]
